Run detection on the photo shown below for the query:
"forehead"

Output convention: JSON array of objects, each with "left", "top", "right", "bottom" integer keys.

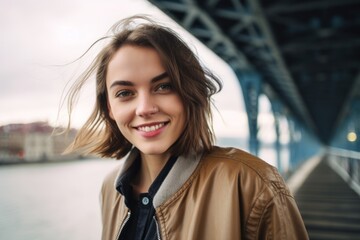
[{"left": 107, "top": 45, "right": 164, "bottom": 77}]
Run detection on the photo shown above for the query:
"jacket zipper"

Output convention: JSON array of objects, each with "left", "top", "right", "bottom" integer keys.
[
  {"left": 116, "top": 210, "right": 131, "bottom": 240},
  {"left": 153, "top": 216, "right": 162, "bottom": 240}
]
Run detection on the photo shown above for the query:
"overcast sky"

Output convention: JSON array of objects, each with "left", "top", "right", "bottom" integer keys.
[{"left": 0, "top": 0, "right": 280, "bottom": 141}]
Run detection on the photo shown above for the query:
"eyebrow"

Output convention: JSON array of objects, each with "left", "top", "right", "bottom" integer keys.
[{"left": 109, "top": 72, "right": 169, "bottom": 89}]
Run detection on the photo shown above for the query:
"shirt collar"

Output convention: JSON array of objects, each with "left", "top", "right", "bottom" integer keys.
[
  {"left": 114, "top": 148, "right": 203, "bottom": 208},
  {"left": 115, "top": 148, "right": 178, "bottom": 207}
]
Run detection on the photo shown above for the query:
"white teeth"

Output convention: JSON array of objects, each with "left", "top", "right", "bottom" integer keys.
[{"left": 138, "top": 123, "right": 164, "bottom": 132}]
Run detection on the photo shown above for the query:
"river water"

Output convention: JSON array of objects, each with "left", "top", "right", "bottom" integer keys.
[
  {"left": 0, "top": 146, "right": 284, "bottom": 240},
  {"left": 0, "top": 159, "right": 119, "bottom": 240}
]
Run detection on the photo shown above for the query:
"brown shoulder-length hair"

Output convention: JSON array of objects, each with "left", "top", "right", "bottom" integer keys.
[{"left": 64, "top": 15, "right": 222, "bottom": 159}]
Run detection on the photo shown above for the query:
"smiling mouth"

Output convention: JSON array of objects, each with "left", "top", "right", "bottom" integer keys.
[{"left": 137, "top": 122, "right": 167, "bottom": 132}]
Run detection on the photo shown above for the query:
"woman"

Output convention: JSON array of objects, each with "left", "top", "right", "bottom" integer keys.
[{"left": 65, "top": 16, "right": 308, "bottom": 240}]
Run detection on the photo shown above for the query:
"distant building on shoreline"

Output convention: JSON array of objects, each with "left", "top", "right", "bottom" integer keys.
[{"left": 0, "top": 122, "right": 80, "bottom": 163}]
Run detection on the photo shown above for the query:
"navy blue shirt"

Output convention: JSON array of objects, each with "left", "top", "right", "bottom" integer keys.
[{"left": 116, "top": 155, "right": 178, "bottom": 240}]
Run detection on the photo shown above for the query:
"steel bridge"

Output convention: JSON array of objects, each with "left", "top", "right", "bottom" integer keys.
[{"left": 148, "top": 0, "right": 360, "bottom": 239}]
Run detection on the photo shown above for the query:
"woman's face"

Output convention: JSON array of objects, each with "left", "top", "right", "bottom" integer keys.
[{"left": 106, "top": 45, "right": 186, "bottom": 159}]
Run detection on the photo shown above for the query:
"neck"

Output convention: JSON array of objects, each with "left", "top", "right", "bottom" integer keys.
[{"left": 132, "top": 153, "right": 171, "bottom": 195}]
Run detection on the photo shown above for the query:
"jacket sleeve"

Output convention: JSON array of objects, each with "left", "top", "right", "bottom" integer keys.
[{"left": 247, "top": 189, "right": 309, "bottom": 240}]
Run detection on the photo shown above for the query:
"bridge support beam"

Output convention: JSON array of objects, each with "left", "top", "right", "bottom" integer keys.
[
  {"left": 235, "top": 70, "right": 262, "bottom": 155},
  {"left": 288, "top": 117, "right": 322, "bottom": 172},
  {"left": 270, "top": 99, "right": 283, "bottom": 173},
  {"left": 288, "top": 118, "right": 302, "bottom": 170}
]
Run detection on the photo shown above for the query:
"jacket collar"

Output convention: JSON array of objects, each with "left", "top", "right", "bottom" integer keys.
[{"left": 114, "top": 148, "right": 203, "bottom": 208}]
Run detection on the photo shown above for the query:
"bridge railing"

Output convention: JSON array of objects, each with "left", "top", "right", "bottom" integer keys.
[{"left": 327, "top": 147, "right": 360, "bottom": 196}]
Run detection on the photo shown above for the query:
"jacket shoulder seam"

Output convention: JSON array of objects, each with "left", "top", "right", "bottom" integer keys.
[
  {"left": 210, "top": 151, "right": 280, "bottom": 185},
  {"left": 246, "top": 186, "right": 294, "bottom": 239}
]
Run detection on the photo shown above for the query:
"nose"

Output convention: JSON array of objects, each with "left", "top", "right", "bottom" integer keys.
[{"left": 135, "top": 93, "right": 159, "bottom": 117}]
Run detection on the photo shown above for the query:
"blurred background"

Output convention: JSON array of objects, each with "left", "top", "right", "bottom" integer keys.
[{"left": 0, "top": 0, "right": 359, "bottom": 239}]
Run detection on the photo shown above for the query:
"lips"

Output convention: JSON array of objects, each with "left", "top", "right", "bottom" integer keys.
[
  {"left": 137, "top": 123, "right": 164, "bottom": 132},
  {"left": 135, "top": 122, "right": 168, "bottom": 133}
]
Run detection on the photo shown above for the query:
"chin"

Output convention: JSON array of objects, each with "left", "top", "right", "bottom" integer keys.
[{"left": 137, "top": 146, "right": 170, "bottom": 156}]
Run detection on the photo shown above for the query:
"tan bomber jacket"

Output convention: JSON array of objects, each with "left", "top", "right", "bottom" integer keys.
[{"left": 100, "top": 146, "right": 309, "bottom": 240}]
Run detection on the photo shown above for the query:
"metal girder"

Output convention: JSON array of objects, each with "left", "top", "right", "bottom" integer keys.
[
  {"left": 335, "top": 73, "right": 360, "bottom": 131},
  {"left": 149, "top": 0, "right": 360, "bottom": 144},
  {"left": 282, "top": 39, "right": 360, "bottom": 53},
  {"left": 235, "top": 70, "right": 262, "bottom": 155},
  {"left": 270, "top": 98, "right": 284, "bottom": 173},
  {"left": 265, "top": 0, "right": 360, "bottom": 14},
  {"left": 263, "top": 0, "right": 360, "bottom": 143},
  {"left": 149, "top": 0, "right": 317, "bottom": 134},
  {"left": 246, "top": 0, "right": 316, "bottom": 131},
  {"left": 149, "top": 0, "right": 251, "bottom": 70}
]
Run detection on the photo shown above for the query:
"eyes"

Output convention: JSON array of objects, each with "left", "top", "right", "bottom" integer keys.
[
  {"left": 157, "top": 82, "right": 172, "bottom": 91},
  {"left": 115, "top": 90, "right": 133, "bottom": 98},
  {"left": 114, "top": 82, "right": 174, "bottom": 100}
]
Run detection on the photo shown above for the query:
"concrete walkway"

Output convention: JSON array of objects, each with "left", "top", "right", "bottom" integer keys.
[{"left": 295, "top": 158, "right": 360, "bottom": 240}]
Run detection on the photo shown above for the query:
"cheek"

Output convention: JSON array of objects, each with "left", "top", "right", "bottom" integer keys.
[
  {"left": 110, "top": 104, "right": 133, "bottom": 127},
  {"left": 170, "top": 97, "right": 186, "bottom": 123},
  {"left": 107, "top": 98, "right": 115, "bottom": 120},
  {"left": 113, "top": 113, "right": 132, "bottom": 139},
  {"left": 108, "top": 105, "right": 115, "bottom": 120}
]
